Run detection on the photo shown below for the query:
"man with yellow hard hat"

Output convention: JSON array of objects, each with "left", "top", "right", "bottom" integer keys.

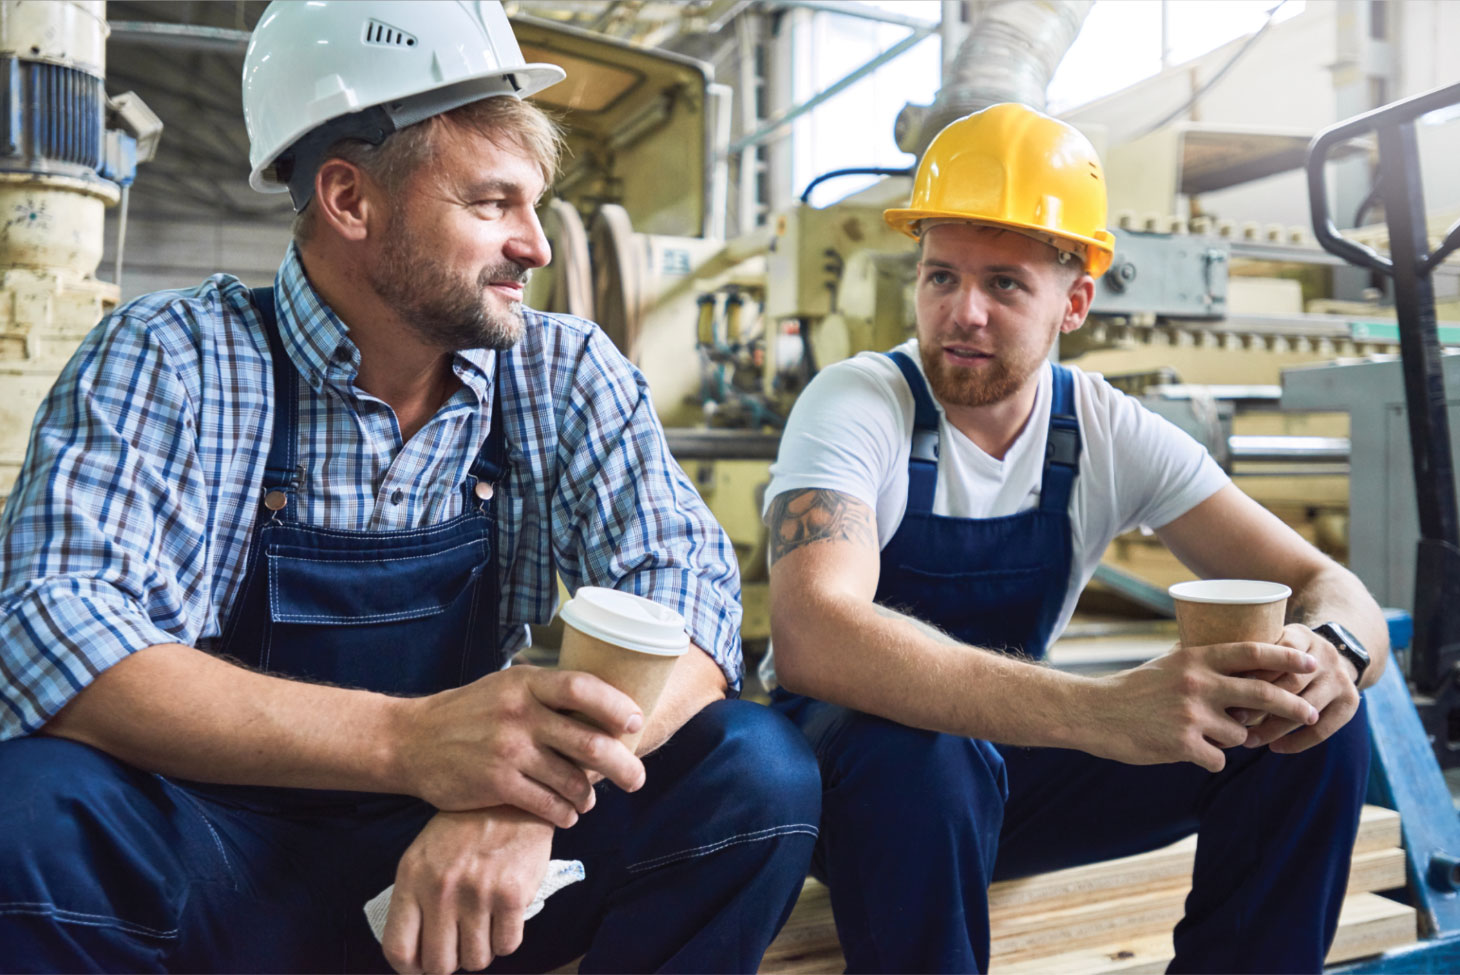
[{"left": 762, "top": 102, "right": 1387, "bottom": 972}]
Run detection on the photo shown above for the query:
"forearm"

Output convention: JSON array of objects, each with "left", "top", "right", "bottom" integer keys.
[
  {"left": 1287, "top": 563, "right": 1390, "bottom": 688},
  {"left": 773, "top": 588, "right": 1092, "bottom": 749},
  {"left": 42, "top": 642, "right": 412, "bottom": 792},
  {"left": 634, "top": 643, "right": 727, "bottom": 757}
]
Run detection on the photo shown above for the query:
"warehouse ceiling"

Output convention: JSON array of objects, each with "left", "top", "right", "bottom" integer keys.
[{"left": 102, "top": 0, "right": 734, "bottom": 222}]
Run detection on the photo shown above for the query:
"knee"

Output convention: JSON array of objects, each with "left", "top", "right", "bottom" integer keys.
[
  {"left": 666, "top": 700, "right": 822, "bottom": 824},
  {"left": 803, "top": 704, "right": 1007, "bottom": 810},
  {"left": 0, "top": 738, "right": 169, "bottom": 880}
]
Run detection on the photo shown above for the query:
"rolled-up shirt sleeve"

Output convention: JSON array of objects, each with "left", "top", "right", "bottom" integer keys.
[
  {"left": 549, "top": 328, "right": 743, "bottom": 693},
  {"left": 0, "top": 310, "right": 212, "bottom": 739}
]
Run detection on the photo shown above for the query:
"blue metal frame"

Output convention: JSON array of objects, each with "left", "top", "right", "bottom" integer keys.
[
  {"left": 1335, "top": 648, "right": 1460, "bottom": 971},
  {"left": 1365, "top": 663, "right": 1460, "bottom": 937}
]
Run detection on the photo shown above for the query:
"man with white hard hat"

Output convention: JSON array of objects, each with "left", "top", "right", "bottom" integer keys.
[
  {"left": 0, "top": 3, "right": 818, "bottom": 972},
  {"left": 764, "top": 102, "right": 1388, "bottom": 972}
]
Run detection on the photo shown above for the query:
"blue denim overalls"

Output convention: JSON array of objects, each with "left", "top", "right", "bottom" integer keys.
[
  {"left": 775, "top": 349, "right": 1369, "bottom": 973},
  {"left": 0, "top": 288, "right": 821, "bottom": 973}
]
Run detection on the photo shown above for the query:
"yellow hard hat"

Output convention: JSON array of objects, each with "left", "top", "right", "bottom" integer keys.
[{"left": 885, "top": 103, "right": 1115, "bottom": 279}]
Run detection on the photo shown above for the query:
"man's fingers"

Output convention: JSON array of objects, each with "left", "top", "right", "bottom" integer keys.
[
  {"left": 490, "top": 905, "right": 528, "bottom": 960},
  {"left": 540, "top": 711, "right": 646, "bottom": 793},
  {"left": 1224, "top": 677, "right": 1319, "bottom": 727},
  {"left": 500, "top": 774, "right": 580, "bottom": 830},
  {"left": 1212, "top": 642, "right": 1317, "bottom": 676},
  {"left": 532, "top": 669, "right": 644, "bottom": 737},
  {"left": 1189, "top": 736, "right": 1227, "bottom": 773},
  {"left": 458, "top": 912, "right": 494, "bottom": 973},
  {"left": 1271, "top": 695, "right": 1360, "bottom": 755},
  {"left": 381, "top": 894, "right": 424, "bottom": 975},
  {"left": 419, "top": 896, "right": 459, "bottom": 975},
  {"left": 1243, "top": 714, "right": 1302, "bottom": 748},
  {"left": 519, "top": 747, "right": 597, "bottom": 814},
  {"left": 1203, "top": 715, "right": 1250, "bottom": 750}
]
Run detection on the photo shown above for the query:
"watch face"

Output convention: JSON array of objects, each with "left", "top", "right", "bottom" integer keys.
[{"left": 1319, "top": 622, "right": 1369, "bottom": 676}]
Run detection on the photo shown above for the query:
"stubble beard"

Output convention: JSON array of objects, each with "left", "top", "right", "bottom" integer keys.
[
  {"left": 373, "top": 209, "right": 529, "bottom": 353},
  {"left": 917, "top": 319, "right": 1060, "bottom": 409}
]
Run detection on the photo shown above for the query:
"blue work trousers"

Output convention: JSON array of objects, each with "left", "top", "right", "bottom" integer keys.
[
  {"left": 775, "top": 691, "right": 1371, "bottom": 974},
  {"left": 0, "top": 699, "right": 820, "bottom": 974}
]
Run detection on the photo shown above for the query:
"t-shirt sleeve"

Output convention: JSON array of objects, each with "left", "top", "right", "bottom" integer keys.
[
  {"left": 762, "top": 358, "right": 905, "bottom": 522},
  {"left": 1098, "top": 378, "right": 1230, "bottom": 534}
]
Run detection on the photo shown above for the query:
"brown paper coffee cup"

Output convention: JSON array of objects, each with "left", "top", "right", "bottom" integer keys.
[
  {"left": 556, "top": 588, "right": 690, "bottom": 751},
  {"left": 1168, "top": 579, "right": 1292, "bottom": 727},
  {"left": 1168, "top": 579, "right": 1291, "bottom": 648}
]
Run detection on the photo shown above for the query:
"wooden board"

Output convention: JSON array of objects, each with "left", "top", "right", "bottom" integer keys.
[
  {"left": 988, "top": 805, "right": 1399, "bottom": 916},
  {"left": 990, "top": 848, "right": 1405, "bottom": 965},
  {"left": 759, "top": 806, "right": 1409, "bottom": 974},
  {"left": 991, "top": 893, "right": 1417, "bottom": 975}
]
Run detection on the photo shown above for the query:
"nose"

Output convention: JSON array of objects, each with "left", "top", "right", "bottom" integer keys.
[
  {"left": 951, "top": 282, "right": 990, "bottom": 330},
  {"left": 505, "top": 209, "right": 552, "bottom": 270}
]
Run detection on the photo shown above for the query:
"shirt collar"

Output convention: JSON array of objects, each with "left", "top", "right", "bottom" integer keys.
[
  {"left": 274, "top": 243, "right": 357, "bottom": 393},
  {"left": 272, "top": 243, "right": 499, "bottom": 405}
]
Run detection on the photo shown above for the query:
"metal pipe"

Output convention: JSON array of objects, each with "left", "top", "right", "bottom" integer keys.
[
  {"left": 112, "top": 181, "right": 127, "bottom": 285},
  {"left": 664, "top": 429, "right": 1354, "bottom": 466},
  {"left": 940, "top": 0, "right": 966, "bottom": 86},
  {"left": 706, "top": 82, "right": 732, "bottom": 240},
  {"left": 725, "top": 24, "right": 936, "bottom": 158},
  {"left": 106, "top": 21, "right": 251, "bottom": 52},
  {"left": 664, "top": 428, "right": 781, "bottom": 460},
  {"left": 735, "top": 10, "right": 759, "bottom": 234},
  {"left": 1228, "top": 435, "right": 1351, "bottom": 463},
  {"left": 896, "top": 0, "right": 1092, "bottom": 157}
]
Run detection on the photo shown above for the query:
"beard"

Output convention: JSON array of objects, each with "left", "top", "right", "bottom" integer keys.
[
  {"left": 917, "top": 321, "right": 1059, "bottom": 409},
  {"left": 371, "top": 210, "right": 530, "bottom": 352}
]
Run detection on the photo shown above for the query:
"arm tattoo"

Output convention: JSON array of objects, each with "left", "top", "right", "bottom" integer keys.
[{"left": 767, "top": 488, "right": 879, "bottom": 565}]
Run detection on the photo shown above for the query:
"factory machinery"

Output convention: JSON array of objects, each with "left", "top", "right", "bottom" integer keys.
[
  {"left": 0, "top": 0, "right": 160, "bottom": 507},
  {"left": 522, "top": 3, "right": 1460, "bottom": 650}
]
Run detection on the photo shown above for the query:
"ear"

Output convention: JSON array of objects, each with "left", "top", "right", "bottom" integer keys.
[
  {"left": 311, "top": 158, "right": 377, "bottom": 243},
  {"left": 1060, "top": 274, "right": 1096, "bottom": 334}
]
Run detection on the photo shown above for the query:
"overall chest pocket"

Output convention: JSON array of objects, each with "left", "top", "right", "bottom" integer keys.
[{"left": 267, "top": 538, "right": 489, "bottom": 625}]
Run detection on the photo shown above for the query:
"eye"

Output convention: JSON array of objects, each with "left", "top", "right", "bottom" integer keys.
[
  {"left": 924, "top": 269, "right": 954, "bottom": 286},
  {"left": 990, "top": 275, "right": 1024, "bottom": 294}
]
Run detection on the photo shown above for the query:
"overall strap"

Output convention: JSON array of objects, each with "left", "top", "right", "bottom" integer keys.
[
  {"left": 1040, "top": 363, "right": 1082, "bottom": 513},
  {"left": 885, "top": 349, "right": 939, "bottom": 514},
  {"left": 467, "top": 354, "right": 511, "bottom": 499},
  {"left": 252, "top": 286, "right": 302, "bottom": 519}
]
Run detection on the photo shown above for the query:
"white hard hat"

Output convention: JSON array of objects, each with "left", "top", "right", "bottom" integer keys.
[{"left": 242, "top": 0, "right": 565, "bottom": 208}]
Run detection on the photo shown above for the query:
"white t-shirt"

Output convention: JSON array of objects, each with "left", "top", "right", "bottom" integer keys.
[{"left": 761, "top": 339, "right": 1228, "bottom": 678}]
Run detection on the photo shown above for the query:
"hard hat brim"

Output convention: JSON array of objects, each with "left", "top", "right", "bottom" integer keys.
[
  {"left": 248, "top": 61, "right": 567, "bottom": 194},
  {"left": 886, "top": 206, "right": 1115, "bottom": 279}
]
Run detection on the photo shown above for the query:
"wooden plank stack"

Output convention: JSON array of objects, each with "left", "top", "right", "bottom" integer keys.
[{"left": 760, "top": 805, "right": 1415, "bottom": 973}]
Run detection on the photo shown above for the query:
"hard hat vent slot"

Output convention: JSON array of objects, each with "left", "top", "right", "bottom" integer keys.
[{"left": 363, "top": 20, "right": 418, "bottom": 48}]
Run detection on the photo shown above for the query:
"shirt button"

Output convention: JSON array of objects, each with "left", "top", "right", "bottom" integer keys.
[{"left": 390, "top": 488, "right": 404, "bottom": 505}]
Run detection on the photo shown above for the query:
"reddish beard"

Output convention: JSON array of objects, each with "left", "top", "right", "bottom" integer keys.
[{"left": 918, "top": 326, "right": 1057, "bottom": 408}]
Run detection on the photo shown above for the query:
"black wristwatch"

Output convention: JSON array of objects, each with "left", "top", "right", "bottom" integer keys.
[{"left": 1313, "top": 621, "right": 1370, "bottom": 685}]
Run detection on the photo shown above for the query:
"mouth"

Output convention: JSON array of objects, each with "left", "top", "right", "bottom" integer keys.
[
  {"left": 943, "top": 344, "right": 993, "bottom": 365},
  {"left": 486, "top": 281, "right": 525, "bottom": 301}
]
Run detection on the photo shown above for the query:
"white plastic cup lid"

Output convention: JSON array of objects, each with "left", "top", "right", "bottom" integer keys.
[
  {"left": 558, "top": 587, "right": 690, "bottom": 656},
  {"left": 1168, "top": 579, "right": 1292, "bottom": 605}
]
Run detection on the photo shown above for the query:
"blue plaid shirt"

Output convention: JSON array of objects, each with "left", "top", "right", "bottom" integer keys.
[{"left": 0, "top": 245, "right": 742, "bottom": 739}]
